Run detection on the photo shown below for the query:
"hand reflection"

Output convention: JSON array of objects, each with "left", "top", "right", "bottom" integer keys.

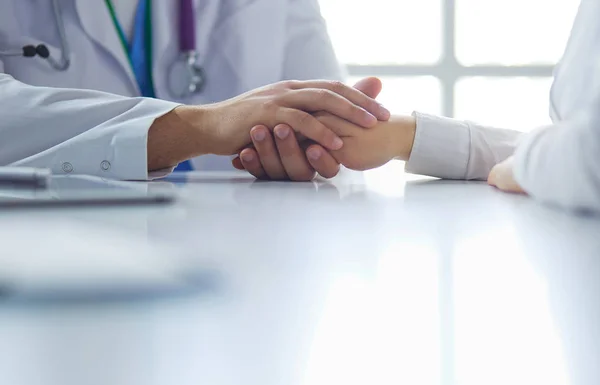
[{"left": 232, "top": 179, "right": 341, "bottom": 206}]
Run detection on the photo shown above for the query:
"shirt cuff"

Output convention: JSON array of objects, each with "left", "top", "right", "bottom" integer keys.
[
  {"left": 404, "top": 112, "right": 471, "bottom": 179},
  {"left": 108, "top": 98, "right": 181, "bottom": 180}
]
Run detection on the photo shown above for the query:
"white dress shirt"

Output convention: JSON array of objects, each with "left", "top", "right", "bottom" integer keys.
[{"left": 405, "top": 0, "right": 600, "bottom": 212}]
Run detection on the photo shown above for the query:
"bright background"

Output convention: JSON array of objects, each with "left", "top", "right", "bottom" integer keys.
[{"left": 317, "top": 0, "right": 580, "bottom": 183}]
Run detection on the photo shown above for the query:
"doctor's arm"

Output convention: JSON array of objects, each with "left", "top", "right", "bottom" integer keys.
[
  {"left": 0, "top": 73, "right": 181, "bottom": 180},
  {"left": 0, "top": 74, "right": 387, "bottom": 179}
]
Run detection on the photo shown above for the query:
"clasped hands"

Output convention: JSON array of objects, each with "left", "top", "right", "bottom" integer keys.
[{"left": 231, "top": 77, "right": 417, "bottom": 181}]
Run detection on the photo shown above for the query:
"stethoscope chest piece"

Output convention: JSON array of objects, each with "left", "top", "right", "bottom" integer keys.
[{"left": 168, "top": 50, "right": 206, "bottom": 99}]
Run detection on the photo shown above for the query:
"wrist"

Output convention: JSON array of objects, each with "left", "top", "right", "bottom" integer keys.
[
  {"left": 171, "top": 105, "right": 219, "bottom": 155},
  {"left": 147, "top": 105, "right": 214, "bottom": 171},
  {"left": 384, "top": 115, "right": 416, "bottom": 161}
]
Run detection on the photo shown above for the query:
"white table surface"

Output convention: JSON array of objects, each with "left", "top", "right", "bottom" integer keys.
[{"left": 0, "top": 169, "right": 599, "bottom": 385}]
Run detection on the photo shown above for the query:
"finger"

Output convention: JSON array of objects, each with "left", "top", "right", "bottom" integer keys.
[
  {"left": 232, "top": 144, "right": 258, "bottom": 170},
  {"left": 305, "top": 144, "right": 341, "bottom": 179},
  {"left": 289, "top": 79, "right": 390, "bottom": 121},
  {"left": 285, "top": 88, "right": 378, "bottom": 128},
  {"left": 232, "top": 156, "right": 245, "bottom": 170},
  {"left": 313, "top": 111, "right": 362, "bottom": 138},
  {"left": 273, "top": 124, "right": 317, "bottom": 182},
  {"left": 239, "top": 148, "right": 267, "bottom": 180},
  {"left": 251, "top": 125, "right": 288, "bottom": 180},
  {"left": 277, "top": 107, "right": 344, "bottom": 151},
  {"left": 352, "top": 77, "right": 383, "bottom": 99}
]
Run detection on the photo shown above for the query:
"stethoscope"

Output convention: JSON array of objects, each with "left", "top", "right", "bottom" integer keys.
[{"left": 0, "top": 0, "right": 205, "bottom": 98}]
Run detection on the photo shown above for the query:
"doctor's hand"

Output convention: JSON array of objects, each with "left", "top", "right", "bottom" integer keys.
[
  {"left": 201, "top": 80, "right": 389, "bottom": 154},
  {"left": 231, "top": 77, "right": 387, "bottom": 181},
  {"left": 148, "top": 79, "right": 389, "bottom": 171},
  {"left": 487, "top": 157, "right": 526, "bottom": 194}
]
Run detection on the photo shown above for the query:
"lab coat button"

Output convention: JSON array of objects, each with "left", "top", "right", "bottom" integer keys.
[
  {"left": 62, "top": 162, "right": 73, "bottom": 173},
  {"left": 101, "top": 160, "right": 111, "bottom": 171}
]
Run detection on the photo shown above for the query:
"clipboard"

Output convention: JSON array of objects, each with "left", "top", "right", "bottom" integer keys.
[{"left": 0, "top": 175, "right": 175, "bottom": 207}]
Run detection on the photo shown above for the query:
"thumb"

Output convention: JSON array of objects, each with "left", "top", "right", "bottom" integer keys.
[{"left": 352, "top": 77, "right": 383, "bottom": 99}]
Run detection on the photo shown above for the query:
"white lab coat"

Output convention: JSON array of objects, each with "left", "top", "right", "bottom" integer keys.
[
  {"left": 405, "top": 0, "right": 600, "bottom": 212},
  {"left": 0, "top": 0, "right": 343, "bottom": 179}
]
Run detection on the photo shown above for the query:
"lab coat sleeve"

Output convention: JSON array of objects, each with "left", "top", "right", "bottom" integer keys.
[
  {"left": 405, "top": 112, "right": 523, "bottom": 180},
  {"left": 281, "top": 0, "right": 345, "bottom": 81},
  {"left": 0, "top": 74, "right": 181, "bottom": 180},
  {"left": 512, "top": 104, "right": 600, "bottom": 212}
]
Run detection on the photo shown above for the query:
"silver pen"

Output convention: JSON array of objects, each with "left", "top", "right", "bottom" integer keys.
[{"left": 0, "top": 167, "right": 51, "bottom": 188}]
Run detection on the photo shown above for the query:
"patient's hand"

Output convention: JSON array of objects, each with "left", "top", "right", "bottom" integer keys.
[
  {"left": 487, "top": 156, "right": 525, "bottom": 194},
  {"left": 306, "top": 113, "right": 417, "bottom": 171}
]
